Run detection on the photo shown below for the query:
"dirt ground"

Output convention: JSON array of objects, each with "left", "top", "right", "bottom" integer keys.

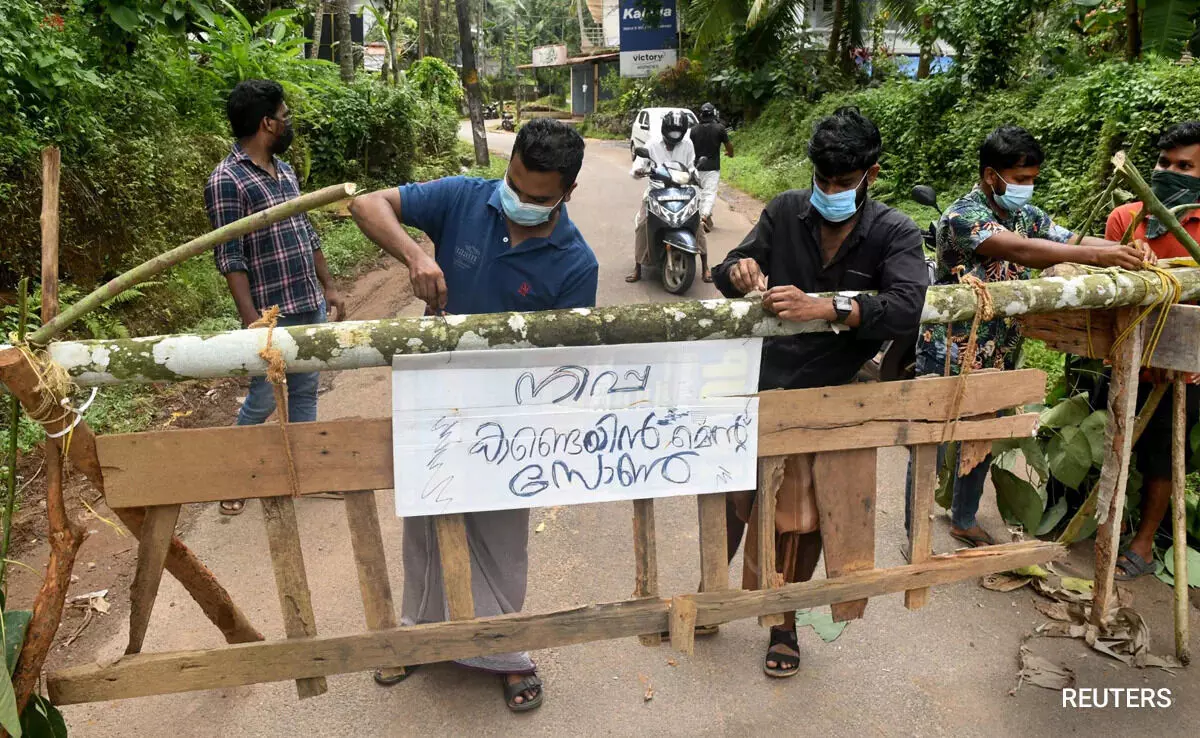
[{"left": 8, "top": 131, "right": 1200, "bottom": 736}]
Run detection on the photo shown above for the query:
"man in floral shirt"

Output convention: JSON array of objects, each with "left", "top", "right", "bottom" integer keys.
[{"left": 911, "top": 125, "right": 1149, "bottom": 548}]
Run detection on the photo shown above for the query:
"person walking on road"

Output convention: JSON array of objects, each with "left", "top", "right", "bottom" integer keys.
[
  {"left": 204, "top": 79, "right": 345, "bottom": 517},
  {"left": 713, "top": 106, "right": 929, "bottom": 679},
  {"left": 690, "top": 102, "right": 734, "bottom": 281},
  {"left": 350, "top": 118, "right": 597, "bottom": 712}
]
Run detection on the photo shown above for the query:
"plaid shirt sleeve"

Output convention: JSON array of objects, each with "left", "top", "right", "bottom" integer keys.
[{"left": 205, "top": 168, "right": 249, "bottom": 274}]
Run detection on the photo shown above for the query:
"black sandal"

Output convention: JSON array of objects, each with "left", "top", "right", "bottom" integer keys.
[
  {"left": 372, "top": 664, "right": 418, "bottom": 686},
  {"left": 763, "top": 626, "right": 800, "bottom": 678},
  {"left": 503, "top": 673, "right": 544, "bottom": 712}
]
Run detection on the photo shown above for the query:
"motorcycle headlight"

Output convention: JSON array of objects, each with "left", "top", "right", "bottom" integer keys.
[{"left": 670, "top": 170, "right": 691, "bottom": 186}]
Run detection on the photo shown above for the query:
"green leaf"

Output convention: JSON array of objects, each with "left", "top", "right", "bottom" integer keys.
[
  {"left": 1035, "top": 497, "right": 1069, "bottom": 537},
  {"left": 935, "top": 442, "right": 956, "bottom": 510},
  {"left": 1061, "top": 576, "right": 1094, "bottom": 594},
  {"left": 1162, "top": 545, "right": 1200, "bottom": 587},
  {"left": 106, "top": 5, "right": 141, "bottom": 33},
  {"left": 3, "top": 611, "right": 32, "bottom": 674},
  {"left": 1079, "top": 410, "right": 1108, "bottom": 467},
  {"left": 1048, "top": 427, "right": 1093, "bottom": 490},
  {"left": 19, "top": 695, "right": 66, "bottom": 738},
  {"left": 1142, "top": 0, "right": 1200, "bottom": 57},
  {"left": 189, "top": 0, "right": 216, "bottom": 25},
  {"left": 993, "top": 466, "right": 1045, "bottom": 532},
  {"left": 0, "top": 662, "right": 21, "bottom": 738},
  {"left": 795, "top": 609, "right": 848, "bottom": 643},
  {"left": 1039, "top": 393, "right": 1092, "bottom": 429}
]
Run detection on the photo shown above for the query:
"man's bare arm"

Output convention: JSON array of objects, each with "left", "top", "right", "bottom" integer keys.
[{"left": 350, "top": 189, "right": 447, "bottom": 310}]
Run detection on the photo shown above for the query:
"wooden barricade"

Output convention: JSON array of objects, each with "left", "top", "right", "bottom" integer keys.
[{"left": 43, "top": 370, "right": 1058, "bottom": 705}]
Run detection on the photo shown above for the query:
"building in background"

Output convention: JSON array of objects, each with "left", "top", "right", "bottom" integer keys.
[{"left": 802, "top": 0, "right": 954, "bottom": 76}]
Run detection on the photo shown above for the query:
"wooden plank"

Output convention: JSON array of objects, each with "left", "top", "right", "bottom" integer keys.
[
  {"left": 1172, "top": 376, "right": 1192, "bottom": 665},
  {"left": 260, "top": 496, "right": 327, "bottom": 698},
  {"left": 98, "top": 372, "right": 1046, "bottom": 509},
  {"left": 756, "top": 457, "right": 784, "bottom": 628},
  {"left": 757, "top": 413, "right": 1039, "bottom": 457},
  {"left": 125, "top": 504, "right": 181, "bottom": 655},
  {"left": 1092, "top": 311, "right": 1143, "bottom": 629},
  {"left": 696, "top": 493, "right": 728, "bottom": 593},
  {"left": 1020, "top": 310, "right": 1115, "bottom": 359},
  {"left": 47, "top": 541, "right": 1065, "bottom": 706},
  {"left": 632, "top": 499, "right": 660, "bottom": 645},
  {"left": 668, "top": 596, "right": 698, "bottom": 656},
  {"left": 434, "top": 514, "right": 475, "bottom": 621},
  {"left": 1146, "top": 304, "right": 1200, "bottom": 372},
  {"left": 813, "top": 449, "right": 877, "bottom": 622},
  {"left": 343, "top": 490, "right": 406, "bottom": 681},
  {"left": 905, "top": 445, "right": 938, "bottom": 610}
]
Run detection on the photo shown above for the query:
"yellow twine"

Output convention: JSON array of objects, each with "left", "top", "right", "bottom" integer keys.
[
  {"left": 942, "top": 270, "right": 995, "bottom": 446},
  {"left": 1105, "top": 264, "right": 1183, "bottom": 367},
  {"left": 249, "top": 307, "right": 303, "bottom": 499}
]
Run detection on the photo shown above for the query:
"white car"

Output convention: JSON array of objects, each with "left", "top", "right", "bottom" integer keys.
[{"left": 630, "top": 107, "right": 698, "bottom": 159}]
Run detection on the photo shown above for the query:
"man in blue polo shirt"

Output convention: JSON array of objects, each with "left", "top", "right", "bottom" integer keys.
[{"left": 350, "top": 118, "right": 596, "bottom": 712}]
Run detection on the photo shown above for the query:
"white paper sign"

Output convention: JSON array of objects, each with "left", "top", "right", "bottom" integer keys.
[{"left": 392, "top": 339, "right": 761, "bottom": 517}]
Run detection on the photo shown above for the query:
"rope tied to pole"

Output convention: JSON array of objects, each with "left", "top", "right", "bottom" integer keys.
[
  {"left": 941, "top": 270, "right": 995, "bottom": 446},
  {"left": 250, "top": 307, "right": 303, "bottom": 499}
]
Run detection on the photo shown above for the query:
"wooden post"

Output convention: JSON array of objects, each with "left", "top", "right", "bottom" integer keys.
[
  {"left": 12, "top": 145, "right": 91, "bottom": 712},
  {"left": 1092, "top": 309, "right": 1143, "bottom": 629},
  {"left": 344, "top": 490, "right": 407, "bottom": 680},
  {"left": 632, "top": 499, "right": 660, "bottom": 644},
  {"left": 905, "top": 444, "right": 938, "bottom": 610},
  {"left": 668, "top": 596, "right": 698, "bottom": 656},
  {"left": 260, "top": 497, "right": 327, "bottom": 698},
  {"left": 434, "top": 514, "right": 475, "bottom": 620},
  {"left": 814, "top": 448, "right": 878, "bottom": 622},
  {"left": 697, "top": 493, "right": 729, "bottom": 593},
  {"left": 756, "top": 457, "right": 784, "bottom": 628},
  {"left": 1171, "top": 375, "right": 1192, "bottom": 665},
  {"left": 125, "top": 504, "right": 181, "bottom": 654}
]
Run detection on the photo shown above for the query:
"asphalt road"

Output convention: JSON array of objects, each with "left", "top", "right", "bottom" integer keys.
[{"left": 61, "top": 126, "right": 1199, "bottom": 737}]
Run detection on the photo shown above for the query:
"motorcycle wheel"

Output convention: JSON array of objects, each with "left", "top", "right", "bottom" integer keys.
[{"left": 661, "top": 249, "right": 696, "bottom": 295}]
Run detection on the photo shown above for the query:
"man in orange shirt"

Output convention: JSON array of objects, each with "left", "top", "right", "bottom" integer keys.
[{"left": 1104, "top": 120, "right": 1200, "bottom": 579}]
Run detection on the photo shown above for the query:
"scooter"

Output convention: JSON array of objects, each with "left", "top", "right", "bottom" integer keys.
[
  {"left": 500, "top": 111, "right": 515, "bottom": 132},
  {"left": 634, "top": 146, "right": 706, "bottom": 295},
  {"left": 859, "top": 185, "right": 940, "bottom": 382},
  {"left": 484, "top": 102, "right": 499, "bottom": 119}
]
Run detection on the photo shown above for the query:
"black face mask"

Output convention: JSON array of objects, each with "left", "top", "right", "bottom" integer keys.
[
  {"left": 1147, "top": 169, "right": 1200, "bottom": 238},
  {"left": 270, "top": 119, "right": 295, "bottom": 156}
]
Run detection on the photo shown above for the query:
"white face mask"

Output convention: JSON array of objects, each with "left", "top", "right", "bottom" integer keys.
[{"left": 499, "top": 175, "right": 563, "bottom": 226}]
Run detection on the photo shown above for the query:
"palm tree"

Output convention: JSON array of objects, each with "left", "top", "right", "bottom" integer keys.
[
  {"left": 882, "top": 0, "right": 936, "bottom": 79},
  {"left": 457, "top": 0, "right": 490, "bottom": 166},
  {"left": 335, "top": 0, "right": 354, "bottom": 81}
]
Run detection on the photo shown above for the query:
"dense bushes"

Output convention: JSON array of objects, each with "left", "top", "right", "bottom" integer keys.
[
  {"left": 731, "top": 59, "right": 1200, "bottom": 225},
  {"left": 0, "top": 2, "right": 460, "bottom": 316}
]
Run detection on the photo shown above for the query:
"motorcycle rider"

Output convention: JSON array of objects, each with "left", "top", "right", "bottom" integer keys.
[
  {"left": 625, "top": 110, "right": 703, "bottom": 283},
  {"left": 691, "top": 103, "right": 735, "bottom": 266}
]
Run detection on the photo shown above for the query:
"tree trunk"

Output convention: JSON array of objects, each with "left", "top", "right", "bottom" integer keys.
[
  {"left": 457, "top": 0, "right": 490, "bottom": 167},
  {"left": 418, "top": 0, "right": 427, "bottom": 58},
  {"left": 336, "top": 0, "right": 354, "bottom": 81},
  {"left": 309, "top": 1, "right": 326, "bottom": 59},
  {"left": 432, "top": 0, "right": 442, "bottom": 58},
  {"left": 1125, "top": 0, "right": 1141, "bottom": 61},
  {"left": 385, "top": 0, "right": 402, "bottom": 85},
  {"left": 916, "top": 15, "right": 933, "bottom": 79},
  {"left": 826, "top": 0, "right": 845, "bottom": 67}
]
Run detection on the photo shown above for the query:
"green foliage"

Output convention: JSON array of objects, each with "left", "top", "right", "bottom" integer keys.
[
  {"left": 314, "top": 217, "right": 382, "bottom": 278},
  {"left": 1141, "top": 0, "right": 1200, "bottom": 57},
  {"left": 408, "top": 56, "right": 464, "bottom": 109},
  {"left": 18, "top": 695, "right": 67, "bottom": 738}
]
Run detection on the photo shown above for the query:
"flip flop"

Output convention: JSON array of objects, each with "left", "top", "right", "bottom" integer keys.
[
  {"left": 503, "top": 673, "right": 544, "bottom": 712},
  {"left": 373, "top": 664, "right": 418, "bottom": 686},
  {"left": 763, "top": 627, "right": 800, "bottom": 678},
  {"left": 219, "top": 499, "right": 246, "bottom": 516},
  {"left": 950, "top": 528, "right": 995, "bottom": 548},
  {"left": 1114, "top": 550, "right": 1156, "bottom": 581}
]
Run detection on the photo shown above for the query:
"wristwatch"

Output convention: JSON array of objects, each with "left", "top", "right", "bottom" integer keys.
[{"left": 832, "top": 294, "right": 854, "bottom": 323}]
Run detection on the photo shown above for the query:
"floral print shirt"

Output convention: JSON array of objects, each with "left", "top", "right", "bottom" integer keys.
[{"left": 916, "top": 186, "right": 1075, "bottom": 374}]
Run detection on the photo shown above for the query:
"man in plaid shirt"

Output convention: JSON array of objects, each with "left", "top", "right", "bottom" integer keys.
[{"left": 204, "top": 79, "right": 345, "bottom": 515}]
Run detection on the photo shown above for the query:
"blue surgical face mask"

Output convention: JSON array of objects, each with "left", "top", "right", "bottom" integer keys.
[
  {"left": 498, "top": 176, "right": 563, "bottom": 227},
  {"left": 811, "top": 173, "right": 867, "bottom": 223},
  {"left": 992, "top": 172, "right": 1034, "bottom": 212}
]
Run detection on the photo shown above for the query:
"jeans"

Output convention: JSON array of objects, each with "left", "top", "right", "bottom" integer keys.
[
  {"left": 237, "top": 305, "right": 325, "bottom": 427},
  {"left": 904, "top": 443, "right": 990, "bottom": 535},
  {"left": 903, "top": 348, "right": 989, "bottom": 534}
]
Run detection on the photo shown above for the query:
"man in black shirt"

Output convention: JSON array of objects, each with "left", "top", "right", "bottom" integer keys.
[
  {"left": 691, "top": 103, "right": 734, "bottom": 282},
  {"left": 712, "top": 106, "right": 928, "bottom": 678}
]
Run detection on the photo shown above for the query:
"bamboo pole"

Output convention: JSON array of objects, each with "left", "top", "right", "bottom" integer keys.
[
  {"left": 22, "top": 268, "right": 1200, "bottom": 388},
  {"left": 12, "top": 146, "right": 89, "bottom": 713},
  {"left": 1112, "top": 151, "right": 1200, "bottom": 262},
  {"left": 1171, "top": 374, "right": 1191, "bottom": 665},
  {"left": 28, "top": 182, "right": 356, "bottom": 345}
]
